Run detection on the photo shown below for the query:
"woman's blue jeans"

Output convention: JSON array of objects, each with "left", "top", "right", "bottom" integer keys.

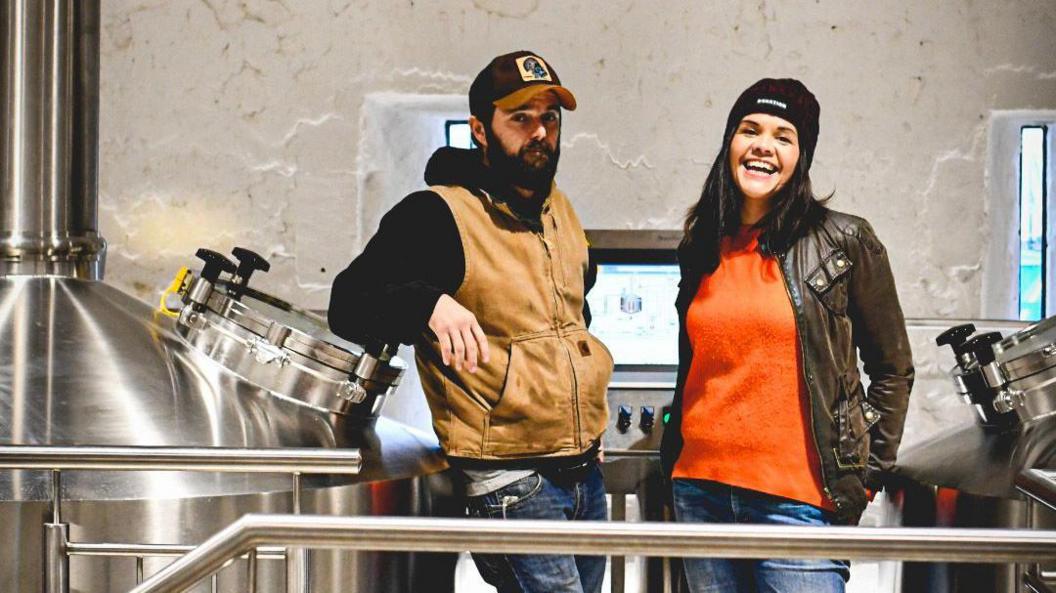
[
  {"left": 466, "top": 464, "right": 607, "bottom": 593},
  {"left": 673, "top": 478, "right": 850, "bottom": 593}
]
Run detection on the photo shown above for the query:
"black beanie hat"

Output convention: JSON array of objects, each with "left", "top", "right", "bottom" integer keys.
[{"left": 726, "top": 78, "right": 820, "bottom": 168}]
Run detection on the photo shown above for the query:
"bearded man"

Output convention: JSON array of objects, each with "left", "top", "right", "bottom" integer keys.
[{"left": 328, "top": 51, "right": 613, "bottom": 593}]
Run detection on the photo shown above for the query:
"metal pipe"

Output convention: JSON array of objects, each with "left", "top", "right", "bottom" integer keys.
[
  {"left": 70, "top": 0, "right": 101, "bottom": 263},
  {"left": 292, "top": 473, "right": 302, "bottom": 513},
  {"left": 0, "top": 445, "right": 362, "bottom": 474},
  {"left": 246, "top": 549, "right": 257, "bottom": 593},
  {"left": 1019, "top": 469, "right": 1056, "bottom": 513},
  {"left": 0, "top": 0, "right": 104, "bottom": 278},
  {"left": 66, "top": 542, "right": 285, "bottom": 560},
  {"left": 286, "top": 472, "right": 309, "bottom": 593},
  {"left": 41, "top": 0, "right": 72, "bottom": 241},
  {"left": 610, "top": 492, "right": 626, "bottom": 593},
  {"left": 43, "top": 522, "right": 69, "bottom": 593},
  {"left": 130, "top": 514, "right": 1056, "bottom": 593},
  {"left": 50, "top": 468, "right": 60, "bottom": 523}
]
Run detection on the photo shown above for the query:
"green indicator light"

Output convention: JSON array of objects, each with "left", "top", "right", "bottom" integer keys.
[{"left": 663, "top": 412, "right": 671, "bottom": 425}]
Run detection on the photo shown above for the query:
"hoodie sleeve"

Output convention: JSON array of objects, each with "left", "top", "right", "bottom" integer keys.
[
  {"left": 583, "top": 248, "right": 597, "bottom": 327},
  {"left": 328, "top": 191, "right": 464, "bottom": 346}
]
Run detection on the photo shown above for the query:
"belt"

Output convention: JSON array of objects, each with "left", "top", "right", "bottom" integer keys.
[
  {"left": 447, "top": 440, "right": 601, "bottom": 473},
  {"left": 543, "top": 456, "right": 597, "bottom": 482}
]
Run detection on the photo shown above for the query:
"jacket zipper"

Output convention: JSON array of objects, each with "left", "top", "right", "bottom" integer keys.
[
  {"left": 539, "top": 219, "right": 582, "bottom": 448},
  {"left": 778, "top": 251, "right": 833, "bottom": 504}
]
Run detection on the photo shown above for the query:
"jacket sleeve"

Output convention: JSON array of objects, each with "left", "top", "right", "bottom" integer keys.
[
  {"left": 327, "top": 191, "right": 464, "bottom": 346},
  {"left": 846, "top": 221, "right": 915, "bottom": 485}
]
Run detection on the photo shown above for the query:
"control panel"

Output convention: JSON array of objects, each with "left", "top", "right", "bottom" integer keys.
[{"left": 602, "top": 388, "right": 674, "bottom": 455}]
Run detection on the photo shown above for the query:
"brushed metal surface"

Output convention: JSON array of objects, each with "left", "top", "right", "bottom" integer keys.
[
  {"left": 895, "top": 415, "right": 1056, "bottom": 499},
  {"left": 0, "top": 0, "right": 105, "bottom": 278},
  {"left": 0, "top": 276, "right": 444, "bottom": 502}
]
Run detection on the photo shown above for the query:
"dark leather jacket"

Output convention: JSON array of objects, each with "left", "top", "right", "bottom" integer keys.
[{"left": 659, "top": 209, "right": 915, "bottom": 524}]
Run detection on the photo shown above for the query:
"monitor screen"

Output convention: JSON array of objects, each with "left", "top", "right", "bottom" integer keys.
[{"left": 586, "top": 263, "right": 681, "bottom": 367}]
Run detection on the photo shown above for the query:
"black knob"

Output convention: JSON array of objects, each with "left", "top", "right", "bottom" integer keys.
[
  {"left": 640, "top": 406, "right": 656, "bottom": 432},
  {"left": 361, "top": 338, "right": 393, "bottom": 360},
  {"left": 936, "top": 323, "right": 977, "bottom": 356},
  {"left": 230, "top": 247, "right": 271, "bottom": 292},
  {"left": 616, "top": 404, "right": 633, "bottom": 433},
  {"left": 964, "top": 332, "right": 1003, "bottom": 366},
  {"left": 195, "top": 248, "right": 237, "bottom": 284}
]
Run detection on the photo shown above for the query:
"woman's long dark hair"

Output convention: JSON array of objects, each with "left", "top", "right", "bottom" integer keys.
[{"left": 681, "top": 126, "right": 829, "bottom": 274}]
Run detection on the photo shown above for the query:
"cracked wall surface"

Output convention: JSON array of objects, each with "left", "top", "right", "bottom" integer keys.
[{"left": 98, "top": 1, "right": 1056, "bottom": 441}]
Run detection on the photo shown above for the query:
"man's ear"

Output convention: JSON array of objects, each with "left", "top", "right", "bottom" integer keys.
[{"left": 468, "top": 115, "right": 488, "bottom": 150}]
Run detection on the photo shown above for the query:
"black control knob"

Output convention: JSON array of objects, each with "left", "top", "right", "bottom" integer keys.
[
  {"left": 936, "top": 323, "right": 977, "bottom": 356},
  {"left": 616, "top": 404, "right": 633, "bottom": 433},
  {"left": 195, "top": 248, "right": 236, "bottom": 284},
  {"left": 640, "top": 406, "right": 656, "bottom": 433},
  {"left": 964, "top": 332, "right": 1003, "bottom": 366},
  {"left": 230, "top": 247, "right": 271, "bottom": 296}
]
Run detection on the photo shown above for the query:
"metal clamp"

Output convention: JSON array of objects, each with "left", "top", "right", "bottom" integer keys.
[
  {"left": 245, "top": 336, "right": 290, "bottom": 367},
  {"left": 994, "top": 388, "right": 1026, "bottom": 414},
  {"left": 981, "top": 361, "right": 1008, "bottom": 390},
  {"left": 337, "top": 380, "right": 368, "bottom": 404},
  {"left": 177, "top": 308, "right": 206, "bottom": 330}
]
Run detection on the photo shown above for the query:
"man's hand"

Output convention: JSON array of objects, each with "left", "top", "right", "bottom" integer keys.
[{"left": 428, "top": 294, "right": 490, "bottom": 373}]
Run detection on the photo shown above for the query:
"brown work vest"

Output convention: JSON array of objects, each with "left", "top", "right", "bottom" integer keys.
[{"left": 415, "top": 184, "right": 613, "bottom": 460}]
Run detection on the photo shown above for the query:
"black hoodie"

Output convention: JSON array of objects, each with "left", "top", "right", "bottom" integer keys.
[{"left": 328, "top": 147, "right": 594, "bottom": 347}]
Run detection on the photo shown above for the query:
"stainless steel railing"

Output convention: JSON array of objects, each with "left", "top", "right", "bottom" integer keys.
[
  {"left": 1017, "top": 469, "right": 1056, "bottom": 593},
  {"left": 128, "top": 513, "right": 1056, "bottom": 593},
  {"left": 0, "top": 445, "right": 363, "bottom": 473},
  {"left": 0, "top": 445, "right": 362, "bottom": 593}
]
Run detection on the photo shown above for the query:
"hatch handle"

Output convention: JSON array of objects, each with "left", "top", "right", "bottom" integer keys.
[
  {"left": 195, "top": 249, "right": 237, "bottom": 284},
  {"left": 230, "top": 247, "right": 271, "bottom": 297}
]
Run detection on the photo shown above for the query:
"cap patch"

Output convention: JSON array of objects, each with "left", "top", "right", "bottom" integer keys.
[
  {"left": 756, "top": 97, "right": 787, "bottom": 109},
  {"left": 516, "top": 56, "right": 553, "bottom": 82}
]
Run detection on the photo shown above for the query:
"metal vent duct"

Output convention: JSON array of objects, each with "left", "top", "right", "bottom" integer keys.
[{"left": 1, "top": 0, "right": 105, "bottom": 278}]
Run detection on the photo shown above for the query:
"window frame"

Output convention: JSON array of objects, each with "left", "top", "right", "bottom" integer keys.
[{"left": 984, "top": 112, "right": 1056, "bottom": 320}]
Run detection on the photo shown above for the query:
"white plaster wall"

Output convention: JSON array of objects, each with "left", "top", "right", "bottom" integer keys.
[
  {"left": 96, "top": 2, "right": 1056, "bottom": 443},
  {"left": 98, "top": 0, "right": 1056, "bottom": 314}
]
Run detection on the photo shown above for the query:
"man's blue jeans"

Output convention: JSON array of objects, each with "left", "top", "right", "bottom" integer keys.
[
  {"left": 673, "top": 478, "right": 849, "bottom": 593},
  {"left": 466, "top": 464, "right": 607, "bottom": 593}
]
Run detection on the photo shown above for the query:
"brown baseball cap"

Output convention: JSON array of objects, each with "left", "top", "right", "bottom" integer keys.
[{"left": 469, "top": 50, "right": 577, "bottom": 118}]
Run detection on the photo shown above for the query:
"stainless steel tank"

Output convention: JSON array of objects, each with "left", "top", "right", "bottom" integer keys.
[
  {"left": 895, "top": 319, "right": 1056, "bottom": 593},
  {"left": 0, "top": 2, "right": 446, "bottom": 592}
]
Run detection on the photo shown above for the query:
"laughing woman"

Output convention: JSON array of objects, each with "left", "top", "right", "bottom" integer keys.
[{"left": 659, "top": 79, "right": 914, "bottom": 592}]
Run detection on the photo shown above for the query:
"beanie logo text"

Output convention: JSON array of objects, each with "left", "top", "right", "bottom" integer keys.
[{"left": 756, "top": 98, "right": 787, "bottom": 109}]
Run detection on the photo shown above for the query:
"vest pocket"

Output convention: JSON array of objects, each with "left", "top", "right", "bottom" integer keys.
[
  {"left": 565, "top": 329, "right": 614, "bottom": 442},
  {"left": 486, "top": 332, "right": 577, "bottom": 455}
]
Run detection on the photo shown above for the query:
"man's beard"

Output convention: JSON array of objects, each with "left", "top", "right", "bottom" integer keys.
[{"left": 484, "top": 129, "right": 560, "bottom": 195}]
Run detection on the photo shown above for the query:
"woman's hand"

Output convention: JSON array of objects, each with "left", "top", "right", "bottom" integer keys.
[{"left": 428, "top": 294, "right": 490, "bottom": 373}]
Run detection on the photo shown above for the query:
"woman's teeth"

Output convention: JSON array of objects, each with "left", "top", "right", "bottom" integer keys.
[{"left": 744, "top": 160, "right": 777, "bottom": 174}]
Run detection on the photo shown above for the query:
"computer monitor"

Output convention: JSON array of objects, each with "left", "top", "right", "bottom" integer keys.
[{"left": 585, "top": 230, "right": 681, "bottom": 370}]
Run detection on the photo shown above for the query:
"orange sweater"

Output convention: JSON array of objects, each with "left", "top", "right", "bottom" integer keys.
[{"left": 673, "top": 226, "right": 832, "bottom": 511}]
